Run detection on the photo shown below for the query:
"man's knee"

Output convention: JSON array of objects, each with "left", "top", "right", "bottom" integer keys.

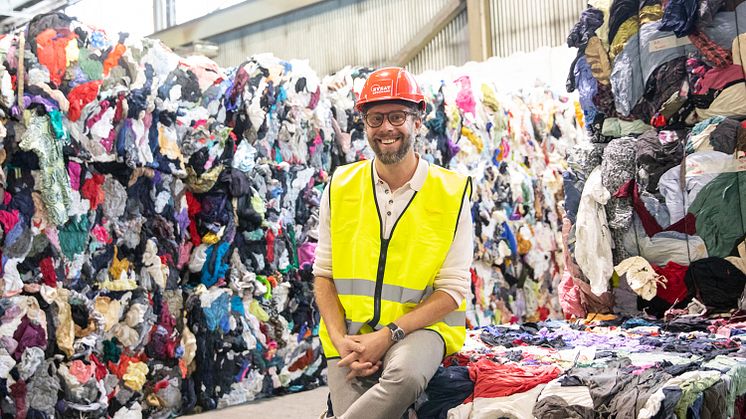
[{"left": 381, "top": 362, "right": 429, "bottom": 394}]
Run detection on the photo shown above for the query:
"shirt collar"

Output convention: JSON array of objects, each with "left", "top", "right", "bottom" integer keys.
[{"left": 372, "top": 153, "right": 429, "bottom": 192}]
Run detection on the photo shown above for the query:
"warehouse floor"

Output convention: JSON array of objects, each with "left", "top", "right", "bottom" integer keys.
[{"left": 190, "top": 386, "right": 329, "bottom": 419}]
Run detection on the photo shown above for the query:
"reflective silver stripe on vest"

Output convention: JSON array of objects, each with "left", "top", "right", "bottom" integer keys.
[
  {"left": 346, "top": 320, "right": 366, "bottom": 335},
  {"left": 443, "top": 310, "right": 465, "bottom": 327},
  {"left": 334, "top": 278, "right": 432, "bottom": 305}
]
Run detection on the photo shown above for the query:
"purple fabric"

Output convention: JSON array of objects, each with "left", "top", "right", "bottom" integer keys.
[
  {"left": 541, "top": 328, "right": 658, "bottom": 352},
  {"left": 12, "top": 316, "right": 47, "bottom": 360},
  {"left": 297, "top": 241, "right": 317, "bottom": 269}
]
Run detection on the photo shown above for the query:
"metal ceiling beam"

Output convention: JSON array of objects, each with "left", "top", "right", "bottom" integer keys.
[
  {"left": 150, "top": 0, "right": 328, "bottom": 48},
  {"left": 390, "top": 0, "right": 465, "bottom": 67},
  {"left": 0, "top": 0, "right": 79, "bottom": 31},
  {"left": 466, "top": 0, "right": 492, "bottom": 62}
]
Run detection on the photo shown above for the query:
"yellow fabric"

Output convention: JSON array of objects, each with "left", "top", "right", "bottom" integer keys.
[
  {"left": 123, "top": 361, "right": 149, "bottom": 391},
  {"left": 585, "top": 36, "right": 611, "bottom": 85},
  {"left": 55, "top": 289, "right": 75, "bottom": 358},
  {"left": 109, "top": 246, "right": 130, "bottom": 281},
  {"left": 65, "top": 39, "right": 79, "bottom": 66},
  {"left": 610, "top": 18, "right": 640, "bottom": 61},
  {"left": 574, "top": 101, "right": 585, "bottom": 129},
  {"left": 461, "top": 125, "right": 484, "bottom": 153},
  {"left": 249, "top": 299, "right": 270, "bottom": 322},
  {"left": 201, "top": 232, "right": 220, "bottom": 245},
  {"left": 320, "top": 160, "right": 470, "bottom": 358},
  {"left": 180, "top": 322, "right": 197, "bottom": 372},
  {"left": 94, "top": 296, "right": 121, "bottom": 332},
  {"left": 185, "top": 164, "right": 223, "bottom": 193},
  {"left": 481, "top": 83, "right": 500, "bottom": 112},
  {"left": 639, "top": 5, "right": 663, "bottom": 24}
]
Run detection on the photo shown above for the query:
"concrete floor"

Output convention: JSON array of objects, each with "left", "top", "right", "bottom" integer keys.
[{"left": 189, "top": 386, "right": 329, "bottom": 419}]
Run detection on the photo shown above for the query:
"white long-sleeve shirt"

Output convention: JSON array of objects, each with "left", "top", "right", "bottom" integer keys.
[{"left": 312, "top": 157, "right": 473, "bottom": 305}]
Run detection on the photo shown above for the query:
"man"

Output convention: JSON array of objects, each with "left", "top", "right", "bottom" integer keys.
[{"left": 313, "top": 67, "right": 473, "bottom": 419}]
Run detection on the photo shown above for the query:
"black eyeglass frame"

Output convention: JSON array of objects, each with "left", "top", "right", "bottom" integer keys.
[{"left": 362, "top": 110, "right": 420, "bottom": 128}]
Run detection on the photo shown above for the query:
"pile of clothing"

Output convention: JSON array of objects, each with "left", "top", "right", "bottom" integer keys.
[
  {"left": 417, "top": 317, "right": 746, "bottom": 418},
  {"left": 412, "top": 69, "right": 580, "bottom": 326},
  {"left": 561, "top": 0, "right": 746, "bottom": 320},
  {"left": 0, "top": 12, "right": 579, "bottom": 418},
  {"left": 0, "top": 13, "right": 333, "bottom": 418}
]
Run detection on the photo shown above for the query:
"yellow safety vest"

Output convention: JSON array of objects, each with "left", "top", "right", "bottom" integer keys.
[{"left": 319, "top": 160, "right": 471, "bottom": 358}]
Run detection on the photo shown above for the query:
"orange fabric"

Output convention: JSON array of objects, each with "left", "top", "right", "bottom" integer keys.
[
  {"left": 35, "top": 29, "right": 76, "bottom": 87},
  {"left": 103, "top": 43, "right": 126, "bottom": 76}
]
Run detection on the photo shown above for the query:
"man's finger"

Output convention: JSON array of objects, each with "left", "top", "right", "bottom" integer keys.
[
  {"left": 356, "top": 364, "right": 380, "bottom": 378},
  {"left": 350, "top": 360, "right": 373, "bottom": 371},
  {"left": 337, "top": 352, "right": 358, "bottom": 368}
]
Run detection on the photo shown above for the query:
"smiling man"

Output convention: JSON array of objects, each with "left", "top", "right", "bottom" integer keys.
[{"left": 313, "top": 67, "right": 474, "bottom": 419}]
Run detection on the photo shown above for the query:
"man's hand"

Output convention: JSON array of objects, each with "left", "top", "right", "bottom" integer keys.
[
  {"left": 339, "top": 329, "right": 393, "bottom": 380},
  {"left": 332, "top": 334, "right": 379, "bottom": 380}
]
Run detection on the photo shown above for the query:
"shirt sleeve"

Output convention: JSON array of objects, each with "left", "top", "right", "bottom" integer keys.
[
  {"left": 312, "top": 184, "right": 333, "bottom": 279},
  {"left": 433, "top": 189, "right": 474, "bottom": 306}
]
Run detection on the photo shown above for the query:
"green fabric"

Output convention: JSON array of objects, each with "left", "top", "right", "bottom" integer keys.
[
  {"left": 48, "top": 109, "right": 68, "bottom": 142},
  {"left": 704, "top": 355, "right": 746, "bottom": 418},
  {"left": 59, "top": 215, "right": 90, "bottom": 259},
  {"left": 78, "top": 47, "right": 103, "bottom": 81},
  {"left": 602, "top": 118, "right": 652, "bottom": 137},
  {"left": 674, "top": 372, "right": 720, "bottom": 418},
  {"left": 19, "top": 114, "right": 72, "bottom": 226},
  {"left": 256, "top": 275, "right": 272, "bottom": 300},
  {"left": 102, "top": 338, "right": 121, "bottom": 363},
  {"left": 688, "top": 172, "right": 746, "bottom": 258}
]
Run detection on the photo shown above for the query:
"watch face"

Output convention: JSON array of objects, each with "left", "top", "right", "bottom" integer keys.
[{"left": 393, "top": 328, "right": 405, "bottom": 342}]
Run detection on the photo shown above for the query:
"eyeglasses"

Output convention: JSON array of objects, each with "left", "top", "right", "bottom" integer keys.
[{"left": 363, "top": 110, "right": 419, "bottom": 128}]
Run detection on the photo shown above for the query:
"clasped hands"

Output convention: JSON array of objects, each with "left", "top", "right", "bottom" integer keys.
[{"left": 335, "top": 328, "right": 393, "bottom": 380}]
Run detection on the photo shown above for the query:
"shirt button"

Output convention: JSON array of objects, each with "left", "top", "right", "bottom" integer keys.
[
  {"left": 384, "top": 190, "right": 389, "bottom": 194},
  {"left": 389, "top": 200, "right": 393, "bottom": 204},
  {"left": 387, "top": 211, "right": 392, "bottom": 216}
]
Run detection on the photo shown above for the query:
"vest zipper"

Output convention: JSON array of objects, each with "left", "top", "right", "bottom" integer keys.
[{"left": 368, "top": 238, "right": 389, "bottom": 329}]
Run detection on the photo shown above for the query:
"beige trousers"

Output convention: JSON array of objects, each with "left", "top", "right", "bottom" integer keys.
[{"left": 326, "top": 329, "right": 444, "bottom": 419}]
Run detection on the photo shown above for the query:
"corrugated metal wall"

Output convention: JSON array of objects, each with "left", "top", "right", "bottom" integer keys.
[
  {"left": 490, "top": 0, "right": 586, "bottom": 57},
  {"left": 207, "top": 0, "right": 466, "bottom": 75},
  {"left": 408, "top": 9, "right": 469, "bottom": 74},
  {"left": 206, "top": 0, "right": 585, "bottom": 74}
]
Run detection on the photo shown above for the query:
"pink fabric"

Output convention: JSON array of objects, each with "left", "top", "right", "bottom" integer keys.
[
  {"left": 69, "top": 359, "right": 95, "bottom": 383},
  {"left": 45, "top": 227, "right": 61, "bottom": 252},
  {"left": 177, "top": 241, "right": 193, "bottom": 270},
  {"left": 694, "top": 64, "right": 745, "bottom": 94},
  {"left": 297, "top": 241, "right": 317, "bottom": 269},
  {"left": 0, "top": 209, "right": 20, "bottom": 233},
  {"left": 559, "top": 269, "right": 586, "bottom": 319},
  {"left": 91, "top": 224, "right": 111, "bottom": 244},
  {"left": 68, "top": 161, "right": 81, "bottom": 191},
  {"left": 455, "top": 75, "right": 477, "bottom": 116}
]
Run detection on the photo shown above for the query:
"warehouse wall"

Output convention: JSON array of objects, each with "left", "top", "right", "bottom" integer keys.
[
  {"left": 206, "top": 0, "right": 461, "bottom": 75},
  {"left": 205, "top": 0, "right": 585, "bottom": 75},
  {"left": 489, "top": 0, "right": 586, "bottom": 57}
]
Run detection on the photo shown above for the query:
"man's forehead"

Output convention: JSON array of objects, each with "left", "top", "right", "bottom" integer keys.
[{"left": 366, "top": 103, "right": 411, "bottom": 113}]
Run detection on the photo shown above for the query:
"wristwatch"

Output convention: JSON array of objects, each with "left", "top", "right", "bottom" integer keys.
[{"left": 386, "top": 323, "right": 405, "bottom": 343}]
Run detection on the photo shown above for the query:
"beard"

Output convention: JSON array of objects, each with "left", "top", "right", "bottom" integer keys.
[{"left": 369, "top": 133, "right": 414, "bottom": 165}]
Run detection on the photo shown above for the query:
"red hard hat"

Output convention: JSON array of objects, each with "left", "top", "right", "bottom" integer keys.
[{"left": 355, "top": 67, "right": 426, "bottom": 112}]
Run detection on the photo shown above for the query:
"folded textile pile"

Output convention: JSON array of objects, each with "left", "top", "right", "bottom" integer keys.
[
  {"left": 418, "top": 317, "right": 746, "bottom": 418},
  {"left": 561, "top": 0, "right": 746, "bottom": 320}
]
